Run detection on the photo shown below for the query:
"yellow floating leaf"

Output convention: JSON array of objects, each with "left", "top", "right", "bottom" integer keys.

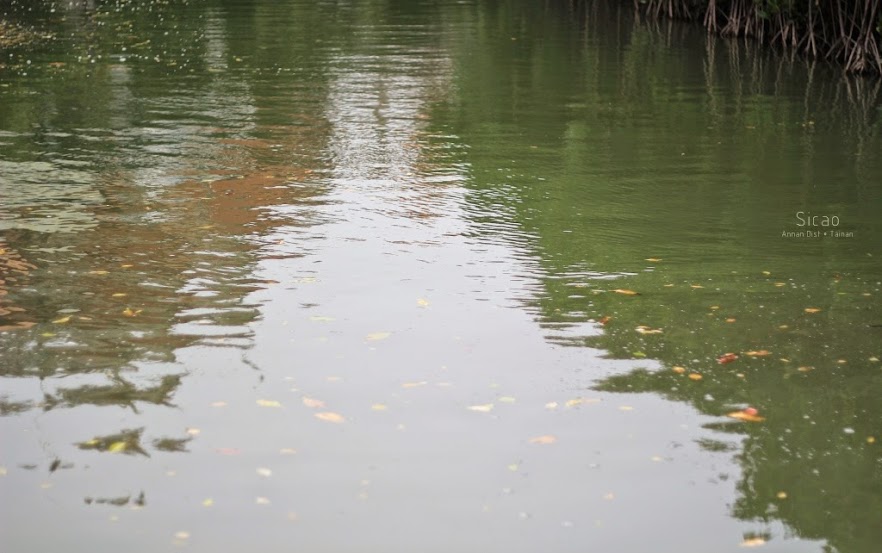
[
  {"left": 88, "top": 270, "right": 109, "bottom": 275},
  {"left": 612, "top": 289, "right": 639, "bottom": 296},
  {"left": 725, "top": 318, "right": 737, "bottom": 323},
  {"left": 672, "top": 366, "right": 686, "bottom": 374},
  {"left": 467, "top": 403, "right": 494, "bottom": 413},
  {"left": 507, "top": 463, "right": 519, "bottom": 472},
  {"left": 108, "top": 441, "right": 127, "bottom": 453},
  {"left": 774, "top": 282, "right": 786, "bottom": 287},
  {"left": 366, "top": 332, "right": 391, "bottom": 341},
  {"left": 727, "top": 411, "right": 766, "bottom": 422},
  {"left": 776, "top": 491, "right": 788, "bottom": 499},
  {"left": 256, "top": 467, "right": 272, "bottom": 477},
  {"left": 529, "top": 435, "right": 557, "bottom": 445},
  {"left": 401, "top": 381, "right": 427, "bottom": 389},
  {"left": 797, "top": 366, "right": 814, "bottom": 372},
  {"left": 498, "top": 396, "right": 516, "bottom": 404},
  {"left": 740, "top": 537, "right": 766, "bottom": 547},
  {"left": 256, "top": 399, "right": 282, "bottom": 408},
  {"left": 112, "top": 293, "right": 127, "bottom": 297},
  {"left": 688, "top": 373, "right": 703, "bottom": 381},
  {"left": 174, "top": 531, "right": 190, "bottom": 540},
  {"left": 709, "top": 305, "right": 720, "bottom": 310},
  {"left": 762, "top": 271, "right": 771, "bottom": 276},
  {"left": 645, "top": 258, "right": 662, "bottom": 262},
  {"left": 52, "top": 316, "right": 71, "bottom": 324},
  {"left": 870, "top": 357, "right": 880, "bottom": 362},
  {"left": 745, "top": 350, "right": 771, "bottom": 357},
  {"left": 618, "top": 405, "right": 634, "bottom": 411},
  {"left": 122, "top": 308, "right": 142, "bottom": 317},
  {"left": 371, "top": 403, "right": 388, "bottom": 411},
  {"left": 0, "top": 466, "right": 6, "bottom": 476},
  {"left": 690, "top": 284, "right": 704, "bottom": 289},
  {"left": 279, "top": 448, "right": 297, "bottom": 455},
  {"left": 120, "top": 264, "right": 133, "bottom": 268},
  {"left": 202, "top": 498, "right": 214, "bottom": 507},
  {"left": 314, "top": 411, "right": 345, "bottom": 423},
  {"left": 635, "top": 326, "right": 663, "bottom": 335},
  {"left": 186, "top": 428, "right": 201, "bottom": 436},
  {"left": 417, "top": 298, "right": 430, "bottom": 307},
  {"left": 804, "top": 307, "right": 822, "bottom": 313},
  {"left": 302, "top": 397, "right": 325, "bottom": 409},
  {"left": 867, "top": 436, "right": 876, "bottom": 444}
]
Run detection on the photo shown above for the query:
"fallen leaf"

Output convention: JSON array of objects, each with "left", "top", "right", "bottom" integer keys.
[
  {"left": 256, "top": 467, "right": 272, "bottom": 477},
  {"left": 112, "top": 293, "right": 127, "bottom": 297},
  {"left": 302, "top": 397, "right": 325, "bottom": 409},
  {"left": 210, "top": 401, "right": 227, "bottom": 408},
  {"left": 88, "top": 270, "right": 109, "bottom": 275},
  {"left": 727, "top": 411, "right": 766, "bottom": 422},
  {"left": 688, "top": 373, "right": 703, "bottom": 381},
  {"left": 797, "top": 366, "right": 814, "bottom": 372},
  {"left": 498, "top": 396, "right": 516, "bottom": 404},
  {"left": 202, "top": 498, "right": 214, "bottom": 507},
  {"left": 745, "top": 350, "right": 771, "bottom": 357},
  {"left": 775, "top": 282, "right": 786, "bottom": 287},
  {"left": 776, "top": 491, "right": 788, "bottom": 499},
  {"left": 545, "top": 401, "right": 559, "bottom": 410},
  {"left": 467, "top": 404, "right": 494, "bottom": 413},
  {"left": 690, "top": 284, "right": 704, "bottom": 289},
  {"left": 725, "top": 318, "right": 737, "bottom": 323},
  {"left": 599, "top": 316, "right": 611, "bottom": 325},
  {"left": 603, "top": 492, "right": 615, "bottom": 500},
  {"left": 255, "top": 497, "right": 270, "bottom": 505},
  {"left": 672, "top": 366, "right": 686, "bottom": 374},
  {"left": 619, "top": 406, "right": 634, "bottom": 411},
  {"left": 309, "top": 315, "right": 335, "bottom": 322},
  {"left": 718, "top": 353, "right": 739, "bottom": 364},
  {"left": 314, "top": 412, "right": 345, "bottom": 423},
  {"left": 740, "top": 537, "right": 767, "bottom": 547},
  {"left": 186, "top": 428, "right": 201, "bottom": 436},
  {"left": 804, "top": 307, "right": 822, "bottom": 313},
  {"left": 174, "top": 531, "right": 190, "bottom": 540},
  {"left": 867, "top": 437, "right": 876, "bottom": 444},
  {"left": 280, "top": 448, "right": 297, "bottom": 455},
  {"left": 366, "top": 332, "right": 391, "bottom": 341},
  {"left": 122, "top": 308, "right": 142, "bottom": 317},
  {"left": 52, "top": 316, "right": 71, "bottom": 324},
  {"left": 645, "top": 258, "right": 662, "bottom": 262},
  {"left": 371, "top": 403, "right": 388, "bottom": 411},
  {"left": 529, "top": 435, "right": 557, "bottom": 445},
  {"left": 762, "top": 271, "right": 771, "bottom": 276},
  {"left": 635, "top": 325, "right": 663, "bottom": 335},
  {"left": 417, "top": 298, "right": 430, "bottom": 307},
  {"left": 108, "top": 441, "right": 127, "bottom": 453},
  {"left": 257, "top": 399, "right": 282, "bottom": 408},
  {"left": 507, "top": 463, "right": 519, "bottom": 471},
  {"left": 401, "top": 381, "right": 427, "bottom": 389},
  {"left": 612, "top": 289, "right": 639, "bottom": 296}
]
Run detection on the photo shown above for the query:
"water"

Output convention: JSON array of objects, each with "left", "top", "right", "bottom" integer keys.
[{"left": 1, "top": 1, "right": 881, "bottom": 552}]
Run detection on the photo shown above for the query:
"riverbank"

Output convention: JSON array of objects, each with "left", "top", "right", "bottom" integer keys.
[{"left": 625, "top": 0, "right": 882, "bottom": 74}]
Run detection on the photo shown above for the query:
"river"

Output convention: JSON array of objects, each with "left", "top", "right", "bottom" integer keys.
[{"left": 1, "top": 1, "right": 881, "bottom": 552}]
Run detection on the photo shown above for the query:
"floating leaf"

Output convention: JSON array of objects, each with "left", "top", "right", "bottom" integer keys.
[
  {"left": 529, "top": 435, "right": 557, "bottom": 445},
  {"left": 417, "top": 298, "right": 430, "bottom": 307},
  {"left": 314, "top": 412, "right": 345, "bottom": 423},
  {"left": 52, "top": 316, "right": 71, "bottom": 324},
  {"left": 672, "top": 366, "right": 686, "bottom": 374},
  {"left": 256, "top": 467, "right": 272, "bottom": 478},
  {"left": 688, "top": 373, "right": 703, "bottom": 381},
  {"left": 498, "top": 396, "right": 516, "bottom": 404},
  {"left": 309, "top": 316, "right": 335, "bottom": 322},
  {"left": 210, "top": 401, "right": 227, "bottom": 408},
  {"left": 645, "top": 258, "right": 662, "bottom": 262},
  {"left": 467, "top": 404, "right": 494, "bottom": 413},
  {"left": 599, "top": 316, "right": 611, "bottom": 325},
  {"left": 507, "top": 463, "right": 519, "bottom": 471},
  {"left": 776, "top": 491, "right": 788, "bottom": 499},
  {"left": 112, "top": 293, "right": 127, "bottom": 297},
  {"left": 745, "top": 350, "right": 771, "bottom": 357},
  {"left": 107, "top": 441, "right": 127, "bottom": 453},
  {"left": 88, "top": 270, "right": 109, "bottom": 275},
  {"left": 612, "top": 289, "right": 639, "bottom": 296},
  {"left": 122, "top": 308, "right": 142, "bottom": 317},
  {"left": 370, "top": 403, "right": 388, "bottom": 411},
  {"left": 718, "top": 353, "right": 739, "bottom": 364},
  {"left": 302, "top": 397, "right": 325, "bottom": 409},
  {"left": 618, "top": 405, "right": 634, "bottom": 411},
  {"left": 186, "top": 428, "right": 200, "bottom": 436},
  {"left": 401, "top": 381, "right": 427, "bottom": 389},
  {"left": 727, "top": 410, "right": 766, "bottom": 423},
  {"left": 690, "top": 284, "right": 704, "bottom": 289},
  {"left": 174, "top": 531, "right": 190, "bottom": 540},
  {"left": 635, "top": 325, "right": 662, "bottom": 335},
  {"left": 804, "top": 307, "right": 822, "bottom": 313},
  {"left": 202, "top": 498, "right": 214, "bottom": 507},
  {"left": 544, "top": 401, "right": 559, "bottom": 410},
  {"left": 255, "top": 497, "right": 270, "bottom": 505},
  {"left": 257, "top": 399, "right": 282, "bottom": 408},
  {"left": 725, "top": 318, "right": 737, "bottom": 323},
  {"left": 366, "top": 332, "right": 391, "bottom": 341},
  {"left": 740, "top": 537, "right": 767, "bottom": 547}
]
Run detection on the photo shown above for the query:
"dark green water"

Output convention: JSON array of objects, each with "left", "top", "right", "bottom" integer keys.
[{"left": 1, "top": 1, "right": 881, "bottom": 552}]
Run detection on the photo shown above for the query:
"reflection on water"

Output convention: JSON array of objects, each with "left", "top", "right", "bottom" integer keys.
[{"left": 1, "top": 1, "right": 881, "bottom": 552}]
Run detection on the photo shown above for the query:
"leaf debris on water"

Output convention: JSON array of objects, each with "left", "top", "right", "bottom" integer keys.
[
  {"left": 257, "top": 399, "right": 282, "bottom": 408},
  {"left": 314, "top": 412, "right": 345, "bottom": 423},
  {"left": 529, "top": 435, "right": 557, "bottom": 445},
  {"left": 468, "top": 404, "right": 494, "bottom": 413}
]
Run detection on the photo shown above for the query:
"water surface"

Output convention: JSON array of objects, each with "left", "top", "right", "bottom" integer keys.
[{"left": 1, "top": 1, "right": 881, "bottom": 552}]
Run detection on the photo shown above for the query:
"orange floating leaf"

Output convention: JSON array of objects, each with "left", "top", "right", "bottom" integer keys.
[
  {"left": 804, "top": 307, "right": 822, "bottom": 313},
  {"left": 302, "top": 397, "right": 325, "bottom": 409},
  {"left": 612, "top": 289, "right": 639, "bottom": 296},
  {"left": 688, "top": 373, "right": 703, "bottom": 381},
  {"left": 529, "top": 435, "right": 557, "bottom": 445},
  {"left": 314, "top": 412, "right": 345, "bottom": 423},
  {"left": 727, "top": 410, "right": 766, "bottom": 423},
  {"left": 745, "top": 350, "right": 771, "bottom": 357},
  {"left": 718, "top": 353, "right": 739, "bottom": 364},
  {"left": 672, "top": 366, "right": 686, "bottom": 374}
]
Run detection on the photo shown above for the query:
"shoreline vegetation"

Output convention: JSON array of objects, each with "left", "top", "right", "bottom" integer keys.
[{"left": 626, "top": 0, "right": 882, "bottom": 74}]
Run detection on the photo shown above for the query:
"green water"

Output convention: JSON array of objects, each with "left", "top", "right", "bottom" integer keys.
[{"left": 1, "top": 1, "right": 881, "bottom": 552}]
